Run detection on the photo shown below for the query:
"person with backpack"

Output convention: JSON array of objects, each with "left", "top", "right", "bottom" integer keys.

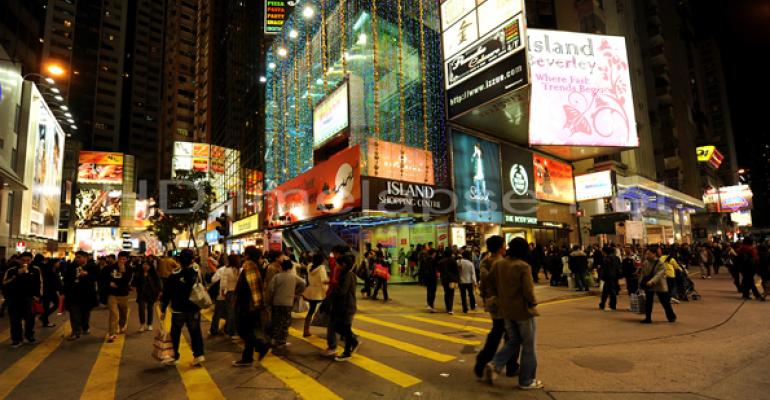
[
  {"left": 599, "top": 247, "right": 622, "bottom": 311},
  {"left": 640, "top": 246, "right": 677, "bottom": 324},
  {"left": 735, "top": 238, "right": 763, "bottom": 301}
]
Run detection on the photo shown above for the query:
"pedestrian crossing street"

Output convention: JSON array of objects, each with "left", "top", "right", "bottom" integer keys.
[{"left": 0, "top": 295, "right": 584, "bottom": 399}]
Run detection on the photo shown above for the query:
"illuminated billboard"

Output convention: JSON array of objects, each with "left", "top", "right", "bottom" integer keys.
[
  {"left": 78, "top": 151, "right": 124, "bottom": 185},
  {"left": 528, "top": 29, "right": 639, "bottom": 148},
  {"left": 20, "top": 83, "right": 65, "bottom": 239},
  {"left": 75, "top": 189, "right": 122, "bottom": 228},
  {"left": 696, "top": 145, "right": 724, "bottom": 169},
  {"left": 704, "top": 185, "right": 753, "bottom": 213},
  {"left": 264, "top": 1, "right": 295, "bottom": 35},
  {"left": 313, "top": 82, "right": 349, "bottom": 149},
  {"left": 533, "top": 154, "right": 575, "bottom": 204},
  {"left": 574, "top": 171, "right": 614, "bottom": 201},
  {"left": 365, "top": 139, "right": 435, "bottom": 185},
  {"left": 451, "top": 131, "right": 503, "bottom": 223},
  {"left": 173, "top": 141, "right": 240, "bottom": 203}
]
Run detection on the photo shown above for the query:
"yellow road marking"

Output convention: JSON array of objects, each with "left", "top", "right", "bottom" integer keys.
[
  {"left": 162, "top": 309, "right": 225, "bottom": 400},
  {"left": 402, "top": 315, "right": 488, "bottom": 335},
  {"left": 539, "top": 296, "right": 594, "bottom": 307},
  {"left": 0, "top": 325, "right": 66, "bottom": 399},
  {"left": 288, "top": 328, "right": 421, "bottom": 388},
  {"left": 344, "top": 328, "right": 455, "bottom": 362},
  {"left": 80, "top": 334, "right": 125, "bottom": 399},
  {"left": 356, "top": 315, "right": 480, "bottom": 345},
  {"left": 261, "top": 355, "right": 343, "bottom": 400}
]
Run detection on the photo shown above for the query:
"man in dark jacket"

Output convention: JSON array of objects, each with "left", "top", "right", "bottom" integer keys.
[
  {"left": 331, "top": 255, "right": 360, "bottom": 362},
  {"left": 419, "top": 248, "right": 438, "bottom": 312},
  {"left": 160, "top": 249, "right": 205, "bottom": 366},
  {"left": 2, "top": 252, "right": 42, "bottom": 347},
  {"left": 40, "top": 259, "right": 63, "bottom": 327},
  {"left": 64, "top": 251, "right": 99, "bottom": 340},
  {"left": 437, "top": 248, "right": 460, "bottom": 315},
  {"left": 598, "top": 247, "right": 622, "bottom": 311},
  {"left": 568, "top": 246, "right": 589, "bottom": 291},
  {"left": 736, "top": 238, "right": 763, "bottom": 301}
]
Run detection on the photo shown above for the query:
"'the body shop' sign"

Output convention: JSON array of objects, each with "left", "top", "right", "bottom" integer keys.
[{"left": 528, "top": 29, "right": 639, "bottom": 148}]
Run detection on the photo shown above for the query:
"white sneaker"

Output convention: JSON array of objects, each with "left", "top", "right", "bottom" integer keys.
[
  {"left": 138, "top": 325, "right": 147, "bottom": 332},
  {"left": 191, "top": 355, "right": 206, "bottom": 366},
  {"left": 147, "top": 325, "right": 153, "bottom": 331},
  {"left": 320, "top": 348, "right": 337, "bottom": 357},
  {"left": 161, "top": 356, "right": 178, "bottom": 366},
  {"left": 519, "top": 380, "right": 544, "bottom": 390},
  {"left": 671, "top": 298, "right": 680, "bottom": 304}
]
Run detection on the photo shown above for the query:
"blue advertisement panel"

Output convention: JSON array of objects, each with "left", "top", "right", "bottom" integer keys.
[{"left": 452, "top": 131, "right": 503, "bottom": 223}]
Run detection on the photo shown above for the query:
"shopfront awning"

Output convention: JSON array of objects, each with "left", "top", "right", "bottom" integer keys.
[{"left": 616, "top": 175, "right": 704, "bottom": 209}]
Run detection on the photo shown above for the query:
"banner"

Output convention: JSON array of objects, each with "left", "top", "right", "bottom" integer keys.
[
  {"left": 266, "top": 145, "right": 361, "bottom": 227},
  {"left": 452, "top": 131, "right": 503, "bottom": 223},
  {"left": 528, "top": 29, "right": 639, "bottom": 148},
  {"left": 366, "top": 139, "right": 435, "bottom": 185},
  {"left": 314, "top": 82, "right": 349, "bottom": 148},
  {"left": 533, "top": 154, "right": 575, "bottom": 204},
  {"left": 500, "top": 145, "right": 537, "bottom": 225}
]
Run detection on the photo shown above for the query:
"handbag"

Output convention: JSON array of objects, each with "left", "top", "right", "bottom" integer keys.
[
  {"left": 31, "top": 299, "right": 44, "bottom": 315},
  {"left": 189, "top": 270, "right": 213, "bottom": 309},
  {"left": 629, "top": 291, "right": 644, "bottom": 314},
  {"left": 293, "top": 296, "right": 309, "bottom": 313},
  {"left": 372, "top": 264, "right": 390, "bottom": 281},
  {"left": 310, "top": 309, "right": 330, "bottom": 328}
]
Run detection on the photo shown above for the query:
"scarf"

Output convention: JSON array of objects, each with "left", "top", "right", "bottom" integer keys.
[{"left": 242, "top": 260, "right": 264, "bottom": 309}]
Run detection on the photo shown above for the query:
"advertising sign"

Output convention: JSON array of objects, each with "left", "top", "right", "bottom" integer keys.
[
  {"left": 500, "top": 145, "right": 537, "bottom": 225},
  {"left": 264, "top": 1, "right": 295, "bottom": 35},
  {"left": 75, "top": 189, "right": 122, "bottom": 228},
  {"left": 445, "top": 15, "right": 525, "bottom": 89},
  {"left": 266, "top": 145, "right": 361, "bottom": 227},
  {"left": 533, "top": 154, "right": 575, "bottom": 204},
  {"left": 366, "top": 139, "right": 435, "bottom": 185},
  {"left": 574, "top": 170, "right": 614, "bottom": 201},
  {"left": 719, "top": 185, "right": 753, "bottom": 213},
  {"left": 232, "top": 214, "right": 260, "bottom": 236},
  {"left": 696, "top": 145, "right": 724, "bottom": 169},
  {"left": 78, "top": 151, "right": 124, "bottom": 185},
  {"left": 451, "top": 131, "right": 503, "bottom": 223},
  {"left": 313, "top": 82, "right": 349, "bottom": 148},
  {"left": 22, "top": 85, "right": 65, "bottom": 239},
  {"left": 362, "top": 177, "right": 453, "bottom": 215},
  {"left": 206, "top": 230, "right": 221, "bottom": 245},
  {"left": 528, "top": 29, "right": 638, "bottom": 148}
]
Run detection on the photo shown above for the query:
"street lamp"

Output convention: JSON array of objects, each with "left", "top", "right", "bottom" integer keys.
[
  {"left": 45, "top": 63, "right": 66, "bottom": 77},
  {"left": 303, "top": 6, "right": 315, "bottom": 19}
]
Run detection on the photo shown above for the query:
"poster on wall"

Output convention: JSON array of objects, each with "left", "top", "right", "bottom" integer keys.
[
  {"left": 314, "top": 82, "right": 349, "bottom": 148},
  {"left": 452, "top": 131, "right": 503, "bottom": 223},
  {"left": 266, "top": 145, "right": 361, "bottom": 227},
  {"left": 24, "top": 85, "right": 65, "bottom": 239},
  {"left": 533, "top": 154, "right": 575, "bottom": 204},
  {"left": 528, "top": 29, "right": 639, "bottom": 148},
  {"left": 78, "top": 151, "right": 124, "bottom": 185},
  {"left": 500, "top": 145, "right": 537, "bottom": 225}
]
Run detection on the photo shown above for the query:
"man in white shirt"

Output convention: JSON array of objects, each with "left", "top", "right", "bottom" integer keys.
[{"left": 458, "top": 251, "right": 477, "bottom": 313}]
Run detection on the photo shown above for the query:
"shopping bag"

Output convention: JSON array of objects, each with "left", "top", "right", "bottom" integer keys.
[
  {"left": 372, "top": 264, "right": 391, "bottom": 281},
  {"left": 152, "top": 307, "right": 175, "bottom": 361},
  {"left": 189, "top": 270, "right": 213, "bottom": 309},
  {"left": 31, "top": 299, "right": 44, "bottom": 315},
  {"left": 293, "top": 296, "right": 309, "bottom": 313},
  {"left": 311, "top": 309, "right": 330, "bottom": 328},
  {"left": 630, "top": 290, "right": 645, "bottom": 314}
]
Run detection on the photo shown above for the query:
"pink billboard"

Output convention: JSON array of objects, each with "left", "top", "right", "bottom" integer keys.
[{"left": 528, "top": 29, "right": 639, "bottom": 148}]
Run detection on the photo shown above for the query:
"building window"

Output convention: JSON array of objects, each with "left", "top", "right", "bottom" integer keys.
[{"left": 6, "top": 192, "right": 14, "bottom": 224}]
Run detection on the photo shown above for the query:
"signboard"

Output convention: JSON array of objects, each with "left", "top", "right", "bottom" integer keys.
[
  {"left": 366, "top": 139, "right": 435, "bottom": 185},
  {"left": 264, "top": 1, "right": 295, "bottom": 35},
  {"left": 703, "top": 185, "right": 753, "bottom": 213},
  {"left": 313, "top": 82, "right": 349, "bottom": 148},
  {"left": 206, "top": 230, "right": 221, "bottom": 245},
  {"left": 731, "top": 211, "right": 752, "bottom": 227},
  {"left": 528, "top": 29, "right": 639, "bottom": 148},
  {"left": 446, "top": 20, "right": 528, "bottom": 119},
  {"left": 266, "top": 145, "right": 362, "bottom": 227},
  {"left": 574, "top": 171, "right": 614, "bottom": 201},
  {"left": 78, "top": 151, "right": 124, "bottom": 185},
  {"left": 500, "top": 145, "right": 537, "bottom": 225},
  {"left": 362, "top": 177, "right": 453, "bottom": 215},
  {"left": 451, "top": 131, "right": 503, "bottom": 223},
  {"left": 533, "top": 154, "right": 575, "bottom": 204},
  {"left": 625, "top": 220, "right": 644, "bottom": 241},
  {"left": 232, "top": 214, "right": 260, "bottom": 236},
  {"left": 75, "top": 189, "right": 122, "bottom": 228},
  {"left": 696, "top": 145, "right": 724, "bottom": 169},
  {"left": 451, "top": 226, "right": 467, "bottom": 247},
  {"left": 22, "top": 84, "right": 65, "bottom": 239}
]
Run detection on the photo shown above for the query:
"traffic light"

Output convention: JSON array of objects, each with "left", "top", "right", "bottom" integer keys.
[{"left": 216, "top": 214, "right": 230, "bottom": 240}]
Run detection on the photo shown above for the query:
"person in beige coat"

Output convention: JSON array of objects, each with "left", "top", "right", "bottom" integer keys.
[
  {"left": 482, "top": 237, "right": 543, "bottom": 390},
  {"left": 302, "top": 254, "right": 329, "bottom": 337},
  {"left": 640, "top": 246, "right": 677, "bottom": 324}
]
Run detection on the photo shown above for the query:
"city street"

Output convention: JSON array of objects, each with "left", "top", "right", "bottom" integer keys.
[{"left": 1, "top": 273, "right": 767, "bottom": 400}]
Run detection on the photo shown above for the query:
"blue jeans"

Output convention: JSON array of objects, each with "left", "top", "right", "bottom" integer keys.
[{"left": 491, "top": 319, "right": 538, "bottom": 386}]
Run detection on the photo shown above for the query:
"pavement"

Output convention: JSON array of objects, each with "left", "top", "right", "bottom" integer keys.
[{"left": 0, "top": 273, "right": 768, "bottom": 400}]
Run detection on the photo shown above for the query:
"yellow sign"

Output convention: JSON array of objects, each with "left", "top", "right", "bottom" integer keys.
[
  {"left": 232, "top": 214, "right": 260, "bottom": 236},
  {"left": 696, "top": 146, "right": 716, "bottom": 162}
]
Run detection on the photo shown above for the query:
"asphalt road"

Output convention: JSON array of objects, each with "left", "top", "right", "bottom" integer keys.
[{"left": 0, "top": 272, "right": 767, "bottom": 400}]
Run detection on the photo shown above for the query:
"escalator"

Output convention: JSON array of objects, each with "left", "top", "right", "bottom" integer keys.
[{"left": 284, "top": 222, "right": 348, "bottom": 257}]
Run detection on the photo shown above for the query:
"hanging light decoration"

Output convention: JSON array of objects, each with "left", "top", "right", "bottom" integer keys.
[
  {"left": 282, "top": 63, "right": 288, "bottom": 181},
  {"left": 294, "top": 46, "right": 301, "bottom": 175},
  {"left": 418, "top": 0, "right": 431, "bottom": 183},
  {"left": 372, "top": 0, "right": 380, "bottom": 176},
  {"left": 397, "top": 0, "right": 405, "bottom": 178},
  {"left": 321, "top": 0, "right": 329, "bottom": 94},
  {"left": 340, "top": 0, "right": 347, "bottom": 75}
]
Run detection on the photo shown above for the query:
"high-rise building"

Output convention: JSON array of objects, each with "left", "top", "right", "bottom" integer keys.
[
  {"left": 0, "top": 0, "right": 46, "bottom": 75},
  {"left": 158, "top": 0, "right": 199, "bottom": 185}
]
